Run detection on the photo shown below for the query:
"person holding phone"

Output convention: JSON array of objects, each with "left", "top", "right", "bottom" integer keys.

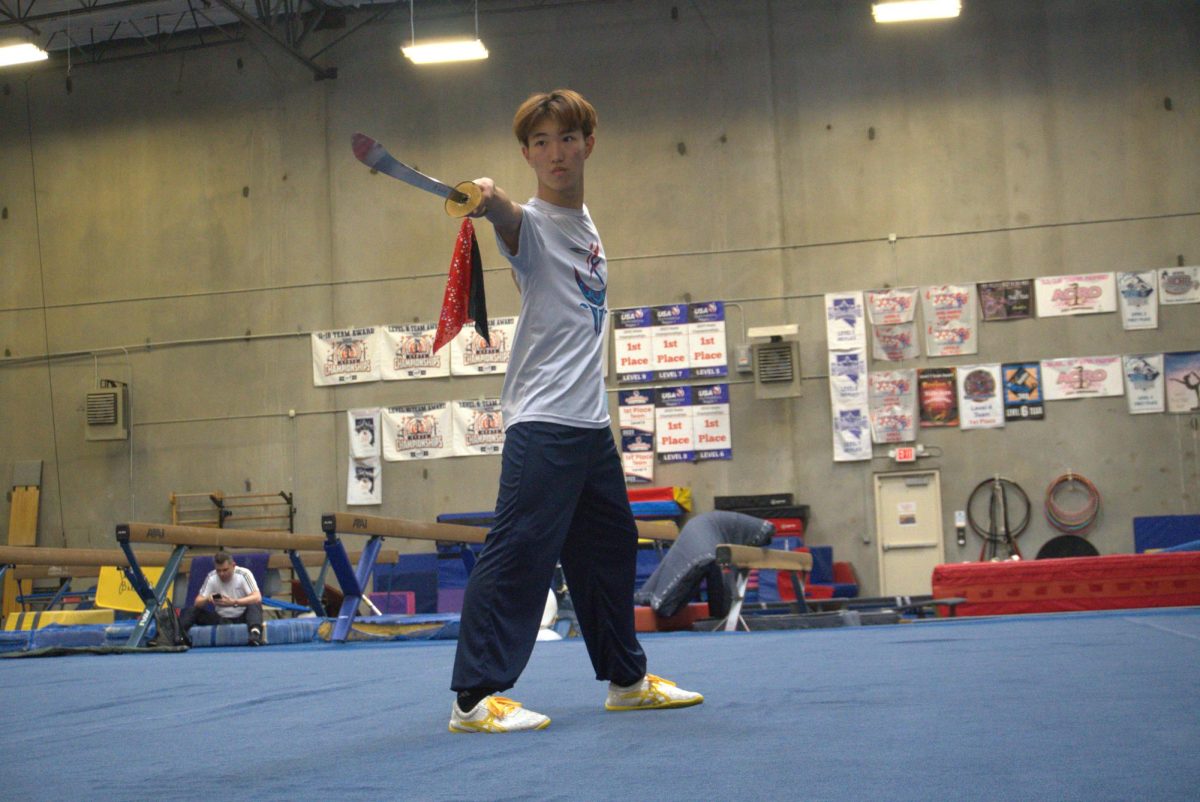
[{"left": 177, "top": 551, "right": 264, "bottom": 646}]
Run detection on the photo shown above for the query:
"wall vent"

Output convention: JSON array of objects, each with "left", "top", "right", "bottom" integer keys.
[{"left": 85, "top": 384, "right": 128, "bottom": 441}]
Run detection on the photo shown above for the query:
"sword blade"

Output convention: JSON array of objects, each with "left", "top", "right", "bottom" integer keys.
[{"left": 352, "top": 133, "right": 469, "bottom": 204}]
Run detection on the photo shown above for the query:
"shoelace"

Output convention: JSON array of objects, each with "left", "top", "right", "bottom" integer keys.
[
  {"left": 485, "top": 696, "right": 523, "bottom": 717},
  {"left": 644, "top": 674, "right": 676, "bottom": 689}
]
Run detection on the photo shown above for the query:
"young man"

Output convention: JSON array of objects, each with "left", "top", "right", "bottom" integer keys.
[
  {"left": 448, "top": 89, "right": 703, "bottom": 733},
  {"left": 178, "top": 551, "right": 264, "bottom": 646}
]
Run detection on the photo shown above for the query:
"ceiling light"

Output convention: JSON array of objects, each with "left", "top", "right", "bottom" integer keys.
[
  {"left": 0, "top": 41, "right": 49, "bottom": 68},
  {"left": 872, "top": 0, "right": 962, "bottom": 23},
  {"left": 403, "top": 38, "right": 489, "bottom": 65}
]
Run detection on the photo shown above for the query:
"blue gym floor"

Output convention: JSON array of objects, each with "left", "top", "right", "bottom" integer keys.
[{"left": 2, "top": 607, "right": 1197, "bottom": 801}]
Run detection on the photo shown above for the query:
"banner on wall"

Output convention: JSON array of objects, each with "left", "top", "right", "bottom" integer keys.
[
  {"left": 619, "top": 389, "right": 655, "bottom": 483},
  {"left": 1123, "top": 354, "right": 1165, "bottom": 414},
  {"left": 1165, "top": 351, "right": 1200, "bottom": 413},
  {"left": 832, "top": 408, "right": 872, "bottom": 462},
  {"left": 348, "top": 408, "right": 381, "bottom": 459},
  {"left": 922, "top": 285, "right": 977, "bottom": 357},
  {"left": 918, "top": 367, "right": 959, "bottom": 427},
  {"left": 1002, "top": 362, "right": 1045, "bottom": 421},
  {"left": 651, "top": 305, "right": 691, "bottom": 381},
  {"left": 613, "top": 307, "right": 654, "bottom": 383},
  {"left": 382, "top": 403, "right": 454, "bottom": 461},
  {"left": 865, "top": 288, "right": 918, "bottom": 326},
  {"left": 688, "top": 302, "right": 729, "bottom": 378},
  {"left": 978, "top": 280, "right": 1034, "bottom": 321},
  {"left": 382, "top": 323, "right": 450, "bottom": 380},
  {"left": 1158, "top": 267, "right": 1200, "bottom": 305},
  {"left": 956, "top": 365, "right": 1005, "bottom": 430},
  {"left": 655, "top": 386, "right": 695, "bottom": 463},
  {"left": 1041, "top": 356, "right": 1124, "bottom": 400},
  {"left": 871, "top": 323, "right": 919, "bottom": 362},
  {"left": 867, "top": 370, "right": 917, "bottom": 444},
  {"left": 312, "top": 327, "right": 382, "bottom": 386},
  {"left": 825, "top": 291, "right": 867, "bottom": 351},
  {"left": 1034, "top": 273, "right": 1117, "bottom": 317},
  {"left": 829, "top": 350, "right": 870, "bottom": 407},
  {"left": 450, "top": 316, "right": 516, "bottom": 375},
  {"left": 1116, "top": 272, "right": 1159, "bottom": 330},
  {"left": 693, "top": 384, "right": 732, "bottom": 460},
  {"left": 451, "top": 399, "right": 506, "bottom": 456},
  {"left": 347, "top": 456, "right": 381, "bottom": 506}
]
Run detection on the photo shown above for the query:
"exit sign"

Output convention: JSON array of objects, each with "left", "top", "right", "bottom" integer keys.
[{"left": 894, "top": 446, "right": 917, "bottom": 463}]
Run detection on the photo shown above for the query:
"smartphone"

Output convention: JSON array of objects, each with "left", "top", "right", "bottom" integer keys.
[{"left": 212, "top": 593, "right": 223, "bottom": 600}]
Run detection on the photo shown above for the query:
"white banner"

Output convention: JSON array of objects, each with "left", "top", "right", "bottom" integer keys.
[
  {"left": 1116, "top": 272, "right": 1159, "bottom": 330},
  {"left": 689, "top": 302, "right": 728, "bottom": 379},
  {"left": 382, "top": 323, "right": 450, "bottom": 380},
  {"left": 450, "top": 316, "right": 517, "bottom": 376},
  {"left": 693, "top": 384, "right": 732, "bottom": 460},
  {"left": 1158, "top": 266, "right": 1200, "bottom": 305},
  {"left": 382, "top": 403, "right": 454, "bottom": 461},
  {"left": 832, "top": 409, "right": 872, "bottom": 462},
  {"left": 312, "top": 327, "right": 382, "bottom": 386},
  {"left": 956, "top": 365, "right": 1006, "bottom": 430},
  {"left": 622, "top": 453, "right": 654, "bottom": 484},
  {"left": 1123, "top": 354, "right": 1165, "bottom": 414},
  {"left": 828, "top": 349, "right": 870, "bottom": 407},
  {"left": 872, "top": 322, "right": 919, "bottom": 362},
  {"left": 613, "top": 307, "right": 654, "bottom": 383},
  {"left": 452, "top": 399, "right": 506, "bottom": 456},
  {"left": 655, "top": 386, "right": 695, "bottom": 463},
  {"left": 868, "top": 369, "right": 917, "bottom": 443},
  {"left": 1041, "top": 356, "right": 1124, "bottom": 400},
  {"left": 651, "top": 305, "right": 691, "bottom": 381},
  {"left": 348, "top": 408, "right": 381, "bottom": 458},
  {"left": 1034, "top": 273, "right": 1117, "bottom": 317},
  {"left": 922, "top": 284, "right": 977, "bottom": 357},
  {"left": 825, "top": 292, "right": 867, "bottom": 351},
  {"left": 347, "top": 456, "right": 381, "bottom": 505},
  {"left": 865, "top": 288, "right": 918, "bottom": 325}
]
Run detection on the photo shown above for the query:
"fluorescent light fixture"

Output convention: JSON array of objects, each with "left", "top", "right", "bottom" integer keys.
[
  {"left": 0, "top": 41, "right": 49, "bottom": 67},
  {"left": 872, "top": 0, "right": 962, "bottom": 23},
  {"left": 402, "top": 38, "right": 489, "bottom": 65}
]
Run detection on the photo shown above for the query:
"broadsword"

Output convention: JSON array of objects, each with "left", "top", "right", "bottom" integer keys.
[{"left": 351, "top": 132, "right": 482, "bottom": 217}]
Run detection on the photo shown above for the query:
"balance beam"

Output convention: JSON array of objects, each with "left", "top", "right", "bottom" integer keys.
[
  {"left": 715, "top": 544, "right": 814, "bottom": 632},
  {"left": 6, "top": 549, "right": 399, "bottom": 580}
]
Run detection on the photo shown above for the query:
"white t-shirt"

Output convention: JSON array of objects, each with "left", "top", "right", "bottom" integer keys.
[
  {"left": 496, "top": 198, "right": 610, "bottom": 429},
  {"left": 199, "top": 566, "right": 260, "bottom": 619}
]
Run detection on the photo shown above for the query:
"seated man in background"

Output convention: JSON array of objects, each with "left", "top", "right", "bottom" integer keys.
[{"left": 178, "top": 551, "right": 264, "bottom": 646}]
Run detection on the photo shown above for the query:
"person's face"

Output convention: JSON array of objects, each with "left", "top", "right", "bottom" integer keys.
[
  {"left": 215, "top": 561, "right": 235, "bottom": 582},
  {"left": 522, "top": 118, "right": 593, "bottom": 204}
]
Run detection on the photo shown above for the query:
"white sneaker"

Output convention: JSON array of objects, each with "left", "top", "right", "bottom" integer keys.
[
  {"left": 605, "top": 674, "right": 704, "bottom": 711},
  {"left": 448, "top": 695, "right": 551, "bottom": 733}
]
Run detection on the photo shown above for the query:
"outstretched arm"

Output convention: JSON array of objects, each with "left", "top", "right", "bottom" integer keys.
[{"left": 470, "top": 178, "right": 523, "bottom": 256}]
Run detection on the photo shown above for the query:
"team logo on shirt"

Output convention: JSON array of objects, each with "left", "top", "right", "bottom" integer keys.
[{"left": 571, "top": 243, "right": 607, "bottom": 334}]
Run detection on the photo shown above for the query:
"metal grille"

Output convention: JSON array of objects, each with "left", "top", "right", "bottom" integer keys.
[
  {"left": 756, "top": 342, "right": 795, "bottom": 383},
  {"left": 86, "top": 391, "right": 119, "bottom": 425}
]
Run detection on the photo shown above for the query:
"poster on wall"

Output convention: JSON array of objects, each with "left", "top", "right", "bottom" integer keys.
[
  {"left": 619, "top": 388, "right": 656, "bottom": 483},
  {"left": 613, "top": 307, "right": 654, "bottom": 383},
  {"left": 871, "top": 324, "right": 919, "bottom": 362},
  {"left": 347, "top": 456, "right": 381, "bottom": 505},
  {"left": 956, "top": 365, "right": 1005, "bottom": 430},
  {"left": 825, "top": 291, "right": 867, "bottom": 351},
  {"left": 1034, "top": 273, "right": 1117, "bottom": 317},
  {"left": 382, "top": 403, "right": 454, "bottom": 461},
  {"left": 692, "top": 384, "right": 732, "bottom": 460},
  {"left": 655, "top": 386, "right": 694, "bottom": 463},
  {"left": 382, "top": 323, "right": 450, "bottom": 380},
  {"left": 1116, "top": 272, "right": 1159, "bottom": 330},
  {"left": 865, "top": 288, "right": 918, "bottom": 326},
  {"left": 1002, "top": 362, "right": 1045, "bottom": 421},
  {"left": 1165, "top": 351, "right": 1200, "bottom": 413},
  {"left": 832, "top": 409, "right": 872, "bottom": 462},
  {"left": 867, "top": 370, "right": 917, "bottom": 444},
  {"left": 450, "top": 316, "right": 516, "bottom": 375},
  {"left": 1041, "top": 356, "right": 1124, "bottom": 400},
  {"left": 689, "top": 302, "right": 729, "bottom": 378},
  {"left": 829, "top": 350, "right": 869, "bottom": 407},
  {"left": 978, "top": 279, "right": 1034, "bottom": 321},
  {"left": 918, "top": 367, "right": 959, "bottom": 427},
  {"left": 312, "top": 327, "right": 382, "bottom": 386},
  {"left": 922, "top": 284, "right": 978, "bottom": 357},
  {"left": 348, "top": 408, "right": 381, "bottom": 459},
  {"left": 1123, "top": 354, "right": 1165, "bottom": 414},
  {"left": 651, "top": 305, "right": 691, "bottom": 381},
  {"left": 1158, "top": 266, "right": 1200, "bottom": 305},
  {"left": 451, "top": 399, "right": 506, "bottom": 456}
]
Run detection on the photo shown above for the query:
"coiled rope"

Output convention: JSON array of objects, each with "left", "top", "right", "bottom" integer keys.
[{"left": 1044, "top": 472, "right": 1101, "bottom": 535}]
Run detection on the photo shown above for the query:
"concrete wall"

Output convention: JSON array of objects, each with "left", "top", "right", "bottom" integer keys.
[{"left": 1, "top": 0, "right": 1197, "bottom": 592}]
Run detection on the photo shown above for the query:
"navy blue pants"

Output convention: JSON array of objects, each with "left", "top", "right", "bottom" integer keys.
[{"left": 451, "top": 422, "right": 647, "bottom": 693}]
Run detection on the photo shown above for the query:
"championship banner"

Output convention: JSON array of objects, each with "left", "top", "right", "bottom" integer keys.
[
  {"left": 693, "top": 384, "right": 732, "bottom": 460},
  {"left": 620, "top": 389, "right": 655, "bottom": 483},
  {"left": 828, "top": 349, "right": 869, "bottom": 407},
  {"left": 956, "top": 365, "right": 1005, "bottom": 430},
  {"left": 1165, "top": 351, "right": 1200, "bottom": 413},
  {"left": 865, "top": 288, "right": 918, "bottom": 326},
  {"left": 1041, "top": 356, "right": 1124, "bottom": 400},
  {"left": 867, "top": 370, "right": 917, "bottom": 444},
  {"left": 382, "top": 323, "right": 450, "bottom": 380},
  {"left": 1002, "top": 362, "right": 1045, "bottom": 421},
  {"left": 825, "top": 291, "right": 867, "bottom": 351},
  {"left": 918, "top": 367, "right": 959, "bottom": 428},
  {"left": 347, "top": 456, "right": 381, "bottom": 505},
  {"left": 312, "top": 327, "right": 382, "bottom": 386},
  {"left": 1117, "top": 272, "right": 1158, "bottom": 330},
  {"left": 613, "top": 307, "right": 654, "bottom": 383},
  {"left": 832, "top": 408, "right": 872, "bottom": 462},
  {"left": 1034, "top": 273, "right": 1117, "bottom": 317},
  {"left": 922, "top": 285, "right": 977, "bottom": 357},
  {"left": 689, "top": 301, "right": 729, "bottom": 378},
  {"left": 1158, "top": 266, "right": 1200, "bottom": 305},
  {"left": 451, "top": 399, "right": 505, "bottom": 456},
  {"left": 381, "top": 403, "right": 454, "bottom": 461},
  {"left": 655, "top": 386, "right": 695, "bottom": 463},
  {"left": 348, "top": 408, "right": 381, "bottom": 458},
  {"left": 1123, "top": 354, "right": 1165, "bottom": 414},
  {"left": 622, "top": 453, "right": 654, "bottom": 485},
  {"left": 871, "top": 323, "right": 919, "bottom": 362},
  {"left": 978, "top": 279, "right": 1034, "bottom": 321},
  {"left": 450, "top": 316, "right": 516, "bottom": 375},
  {"left": 651, "top": 305, "right": 690, "bottom": 381}
]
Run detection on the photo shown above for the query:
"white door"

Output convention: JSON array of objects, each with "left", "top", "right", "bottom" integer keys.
[{"left": 874, "top": 470, "right": 945, "bottom": 596}]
